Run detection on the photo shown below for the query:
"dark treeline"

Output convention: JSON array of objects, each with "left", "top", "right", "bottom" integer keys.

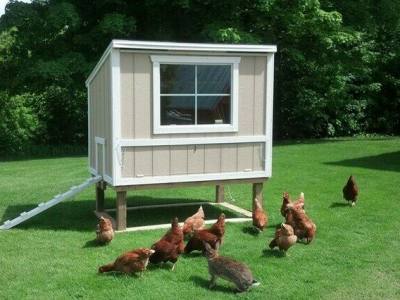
[{"left": 0, "top": 0, "right": 399, "bottom": 153}]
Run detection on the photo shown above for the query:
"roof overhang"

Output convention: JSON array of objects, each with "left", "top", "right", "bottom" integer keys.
[{"left": 86, "top": 40, "right": 277, "bottom": 86}]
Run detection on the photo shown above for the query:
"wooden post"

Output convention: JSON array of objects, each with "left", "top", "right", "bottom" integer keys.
[
  {"left": 95, "top": 181, "right": 106, "bottom": 212},
  {"left": 252, "top": 182, "right": 263, "bottom": 210},
  {"left": 116, "top": 190, "right": 127, "bottom": 231},
  {"left": 216, "top": 185, "right": 224, "bottom": 203}
]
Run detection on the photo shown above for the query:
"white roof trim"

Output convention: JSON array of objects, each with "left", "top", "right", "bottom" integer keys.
[
  {"left": 85, "top": 39, "right": 277, "bottom": 86},
  {"left": 85, "top": 41, "right": 113, "bottom": 86},
  {"left": 113, "top": 39, "right": 277, "bottom": 53}
]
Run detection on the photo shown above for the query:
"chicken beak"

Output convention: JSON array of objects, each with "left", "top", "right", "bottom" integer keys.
[{"left": 149, "top": 249, "right": 155, "bottom": 254}]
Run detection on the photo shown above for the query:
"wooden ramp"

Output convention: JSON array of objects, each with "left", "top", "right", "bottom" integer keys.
[{"left": 0, "top": 176, "right": 102, "bottom": 230}]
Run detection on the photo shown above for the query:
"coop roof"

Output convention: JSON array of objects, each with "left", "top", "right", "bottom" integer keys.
[{"left": 86, "top": 40, "right": 277, "bottom": 86}]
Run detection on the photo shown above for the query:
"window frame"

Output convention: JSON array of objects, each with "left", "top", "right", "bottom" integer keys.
[{"left": 151, "top": 55, "right": 240, "bottom": 134}]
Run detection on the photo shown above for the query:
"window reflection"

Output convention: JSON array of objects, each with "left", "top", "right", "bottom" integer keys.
[
  {"left": 160, "top": 65, "right": 195, "bottom": 94},
  {"left": 197, "top": 65, "right": 231, "bottom": 94},
  {"left": 159, "top": 64, "right": 231, "bottom": 126},
  {"left": 161, "top": 96, "right": 195, "bottom": 125},
  {"left": 197, "top": 96, "right": 230, "bottom": 124}
]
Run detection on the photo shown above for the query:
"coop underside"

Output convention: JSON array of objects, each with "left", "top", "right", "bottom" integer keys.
[{"left": 94, "top": 178, "right": 266, "bottom": 232}]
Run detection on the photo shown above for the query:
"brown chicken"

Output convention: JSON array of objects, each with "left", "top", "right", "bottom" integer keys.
[
  {"left": 185, "top": 213, "right": 225, "bottom": 253},
  {"left": 280, "top": 192, "right": 305, "bottom": 217},
  {"left": 182, "top": 206, "right": 205, "bottom": 236},
  {"left": 149, "top": 217, "right": 185, "bottom": 270},
  {"left": 280, "top": 192, "right": 292, "bottom": 217},
  {"left": 343, "top": 175, "right": 359, "bottom": 206},
  {"left": 252, "top": 198, "right": 268, "bottom": 231},
  {"left": 98, "top": 248, "right": 155, "bottom": 274},
  {"left": 269, "top": 223, "right": 298, "bottom": 253},
  {"left": 96, "top": 216, "right": 114, "bottom": 244},
  {"left": 294, "top": 192, "right": 305, "bottom": 211},
  {"left": 285, "top": 206, "right": 316, "bottom": 244}
]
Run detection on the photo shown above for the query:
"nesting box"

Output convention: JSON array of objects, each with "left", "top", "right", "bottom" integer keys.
[{"left": 85, "top": 40, "right": 276, "bottom": 230}]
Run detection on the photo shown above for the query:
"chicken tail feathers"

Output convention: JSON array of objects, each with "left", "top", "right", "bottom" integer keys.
[{"left": 98, "top": 263, "right": 114, "bottom": 273}]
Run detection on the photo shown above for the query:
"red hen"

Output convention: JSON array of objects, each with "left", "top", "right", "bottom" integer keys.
[
  {"left": 185, "top": 213, "right": 225, "bottom": 253},
  {"left": 149, "top": 217, "right": 185, "bottom": 270}
]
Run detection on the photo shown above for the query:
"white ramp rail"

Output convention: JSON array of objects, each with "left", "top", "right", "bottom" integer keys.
[{"left": 0, "top": 175, "right": 102, "bottom": 230}]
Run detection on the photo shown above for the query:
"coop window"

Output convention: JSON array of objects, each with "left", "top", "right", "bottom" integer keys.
[{"left": 151, "top": 55, "right": 240, "bottom": 134}]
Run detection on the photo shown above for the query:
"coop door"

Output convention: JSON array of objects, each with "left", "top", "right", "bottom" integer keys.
[{"left": 95, "top": 137, "right": 106, "bottom": 175}]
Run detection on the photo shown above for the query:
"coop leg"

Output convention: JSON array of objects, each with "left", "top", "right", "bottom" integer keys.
[
  {"left": 216, "top": 185, "right": 224, "bottom": 203},
  {"left": 95, "top": 181, "right": 106, "bottom": 212},
  {"left": 116, "top": 190, "right": 127, "bottom": 231},
  {"left": 252, "top": 182, "right": 264, "bottom": 210}
]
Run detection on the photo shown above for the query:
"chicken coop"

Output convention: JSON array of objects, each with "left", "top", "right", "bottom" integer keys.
[{"left": 86, "top": 40, "right": 277, "bottom": 231}]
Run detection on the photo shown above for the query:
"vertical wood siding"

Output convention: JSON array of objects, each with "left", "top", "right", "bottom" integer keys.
[
  {"left": 119, "top": 52, "right": 267, "bottom": 178},
  {"left": 88, "top": 56, "right": 112, "bottom": 176},
  {"left": 121, "top": 143, "right": 264, "bottom": 178}
]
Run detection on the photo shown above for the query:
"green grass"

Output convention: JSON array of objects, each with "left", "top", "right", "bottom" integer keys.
[{"left": 1, "top": 137, "right": 399, "bottom": 299}]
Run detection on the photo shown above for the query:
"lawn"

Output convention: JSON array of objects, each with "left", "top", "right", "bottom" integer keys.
[{"left": 0, "top": 137, "right": 399, "bottom": 299}]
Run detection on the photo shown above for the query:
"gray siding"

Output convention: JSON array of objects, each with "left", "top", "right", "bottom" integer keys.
[
  {"left": 88, "top": 55, "right": 113, "bottom": 177},
  {"left": 121, "top": 143, "right": 264, "bottom": 178},
  {"left": 118, "top": 52, "right": 267, "bottom": 179},
  {"left": 120, "top": 53, "right": 266, "bottom": 139}
]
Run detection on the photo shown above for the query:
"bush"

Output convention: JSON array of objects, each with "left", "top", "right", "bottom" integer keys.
[
  {"left": 31, "top": 86, "right": 87, "bottom": 145},
  {"left": 0, "top": 92, "right": 40, "bottom": 154}
]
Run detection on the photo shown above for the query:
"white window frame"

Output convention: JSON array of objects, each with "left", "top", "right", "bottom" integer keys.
[{"left": 151, "top": 55, "right": 240, "bottom": 134}]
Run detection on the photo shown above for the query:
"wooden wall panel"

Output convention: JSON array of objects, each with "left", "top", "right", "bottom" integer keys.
[
  {"left": 153, "top": 146, "right": 170, "bottom": 176},
  {"left": 134, "top": 54, "right": 152, "bottom": 138},
  {"left": 237, "top": 144, "right": 254, "bottom": 172},
  {"left": 253, "top": 56, "right": 266, "bottom": 135},
  {"left": 221, "top": 144, "right": 238, "bottom": 172},
  {"left": 238, "top": 56, "right": 255, "bottom": 135},
  {"left": 121, "top": 147, "right": 135, "bottom": 177},
  {"left": 204, "top": 144, "right": 221, "bottom": 173},
  {"left": 253, "top": 143, "right": 264, "bottom": 171},
  {"left": 188, "top": 145, "right": 205, "bottom": 174},
  {"left": 134, "top": 147, "right": 153, "bottom": 177},
  {"left": 170, "top": 145, "right": 188, "bottom": 175},
  {"left": 120, "top": 53, "right": 135, "bottom": 139}
]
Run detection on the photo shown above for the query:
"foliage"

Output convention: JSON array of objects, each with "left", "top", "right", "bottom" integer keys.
[
  {"left": 0, "top": 91, "right": 40, "bottom": 153},
  {"left": 31, "top": 86, "right": 87, "bottom": 145},
  {"left": 0, "top": 0, "right": 399, "bottom": 151}
]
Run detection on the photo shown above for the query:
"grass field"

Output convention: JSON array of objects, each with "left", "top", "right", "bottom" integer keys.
[{"left": 0, "top": 137, "right": 399, "bottom": 299}]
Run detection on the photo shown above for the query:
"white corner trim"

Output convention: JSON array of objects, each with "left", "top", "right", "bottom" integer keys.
[
  {"left": 110, "top": 48, "right": 121, "bottom": 186},
  {"left": 119, "top": 135, "right": 266, "bottom": 147},
  {"left": 116, "top": 170, "right": 268, "bottom": 186},
  {"left": 151, "top": 55, "right": 240, "bottom": 135},
  {"left": 85, "top": 41, "right": 113, "bottom": 87},
  {"left": 87, "top": 87, "right": 91, "bottom": 175},
  {"left": 150, "top": 55, "right": 241, "bottom": 64},
  {"left": 113, "top": 40, "right": 277, "bottom": 53},
  {"left": 265, "top": 53, "right": 275, "bottom": 177},
  {"left": 152, "top": 59, "right": 161, "bottom": 134},
  {"left": 232, "top": 61, "right": 239, "bottom": 132}
]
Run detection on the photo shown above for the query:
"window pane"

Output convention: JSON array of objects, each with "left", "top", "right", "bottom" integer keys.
[
  {"left": 161, "top": 96, "right": 195, "bottom": 125},
  {"left": 197, "top": 65, "right": 231, "bottom": 94},
  {"left": 160, "top": 64, "right": 195, "bottom": 94},
  {"left": 197, "top": 96, "right": 231, "bottom": 124}
]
